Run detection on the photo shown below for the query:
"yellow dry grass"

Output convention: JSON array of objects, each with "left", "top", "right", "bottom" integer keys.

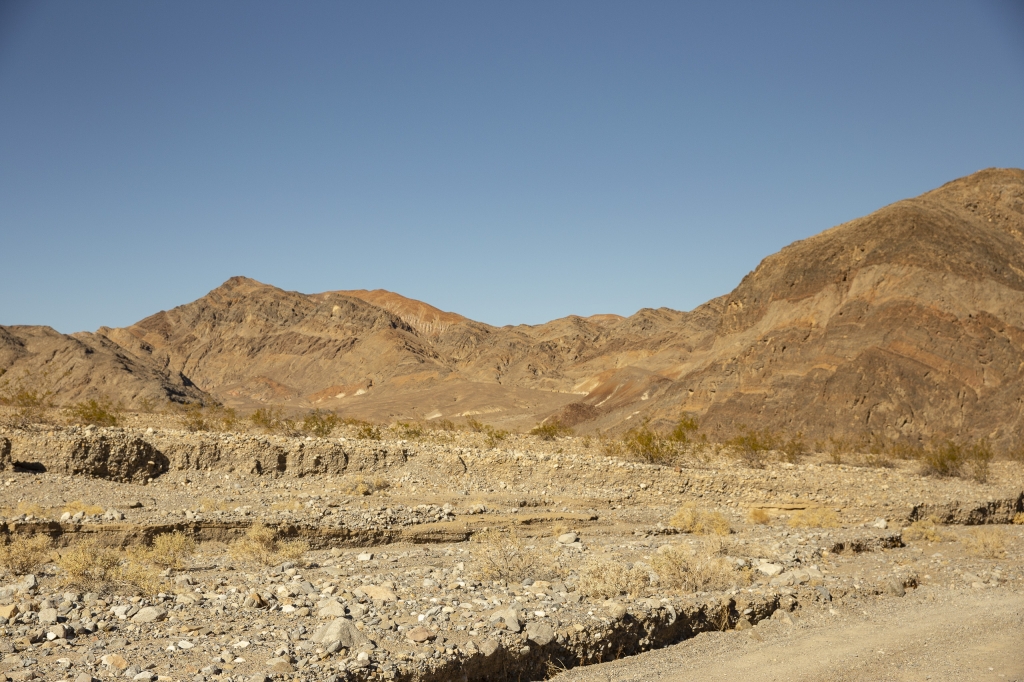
[
  {"left": 902, "top": 518, "right": 954, "bottom": 543},
  {"left": 472, "top": 528, "right": 543, "bottom": 583},
  {"left": 748, "top": 508, "right": 771, "bottom": 525},
  {"left": 668, "top": 502, "right": 731, "bottom": 535},
  {"left": 964, "top": 526, "right": 1006, "bottom": 558},
  {"left": 787, "top": 507, "right": 841, "bottom": 528}
]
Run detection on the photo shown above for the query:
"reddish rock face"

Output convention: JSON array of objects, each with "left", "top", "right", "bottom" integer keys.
[{"left": 5, "top": 168, "right": 1024, "bottom": 450}]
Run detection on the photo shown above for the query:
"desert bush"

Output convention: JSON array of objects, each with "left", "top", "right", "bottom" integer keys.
[
  {"left": 179, "top": 403, "right": 210, "bottom": 432},
  {"left": 920, "top": 439, "right": 993, "bottom": 483},
  {"left": 229, "top": 523, "right": 307, "bottom": 566},
  {"left": 354, "top": 422, "right": 382, "bottom": 440},
  {"left": 472, "top": 528, "right": 542, "bottom": 583},
  {"left": 250, "top": 407, "right": 290, "bottom": 432},
  {"left": 787, "top": 507, "right": 840, "bottom": 528},
  {"left": 338, "top": 476, "right": 389, "bottom": 496},
  {"left": 302, "top": 409, "right": 340, "bottom": 438},
  {"left": 394, "top": 421, "right": 424, "bottom": 440},
  {"left": 485, "top": 427, "right": 510, "bottom": 448},
  {"left": 748, "top": 508, "right": 771, "bottom": 525},
  {"left": 530, "top": 419, "right": 573, "bottom": 441},
  {"left": 725, "top": 428, "right": 778, "bottom": 468},
  {"left": 651, "top": 538, "right": 742, "bottom": 593},
  {"left": 668, "top": 502, "right": 731, "bottom": 535},
  {"left": 1, "top": 501, "right": 47, "bottom": 518},
  {"left": 780, "top": 433, "right": 806, "bottom": 463},
  {"left": 902, "top": 518, "right": 953, "bottom": 543},
  {"left": 0, "top": 534, "right": 53, "bottom": 575},
  {"left": 669, "top": 415, "right": 700, "bottom": 444},
  {"left": 964, "top": 526, "right": 1006, "bottom": 558},
  {"left": 66, "top": 398, "right": 121, "bottom": 427},
  {"left": 63, "top": 500, "right": 104, "bottom": 516},
  {"left": 1013, "top": 512, "right": 1024, "bottom": 525},
  {"left": 824, "top": 436, "right": 851, "bottom": 465},
  {"left": 0, "top": 375, "right": 55, "bottom": 426},
  {"left": 622, "top": 419, "right": 675, "bottom": 464},
  {"left": 56, "top": 541, "right": 125, "bottom": 591},
  {"left": 430, "top": 418, "right": 458, "bottom": 432},
  {"left": 465, "top": 417, "right": 487, "bottom": 432},
  {"left": 577, "top": 558, "right": 651, "bottom": 598},
  {"left": 145, "top": 531, "right": 196, "bottom": 570}
]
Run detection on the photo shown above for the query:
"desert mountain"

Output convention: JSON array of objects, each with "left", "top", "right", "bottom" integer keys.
[
  {"left": 5, "top": 168, "right": 1024, "bottom": 449},
  {"left": 0, "top": 324, "right": 206, "bottom": 407}
]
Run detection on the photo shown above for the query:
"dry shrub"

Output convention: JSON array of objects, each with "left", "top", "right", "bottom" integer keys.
[
  {"left": 964, "top": 527, "right": 1006, "bottom": 558},
  {"left": 669, "top": 502, "right": 731, "bottom": 535},
  {"left": 229, "top": 523, "right": 307, "bottom": 566},
  {"left": 1013, "top": 512, "right": 1024, "bottom": 525},
  {"left": 355, "top": 422, "right": 382, "bottom": 440},
  {"left": 621, "top": 420, "right": 676, "bottom": 464},
  {"left": 920, "top": 439, "right": 993, "bottom": 483},
  {"left": 577, "top": 558, "right": 651, "bottom": 599},
  {"left": 146, "top": 531, "right": 196, "bottom": 570},
  {"left": 56, "top": 539, "right": 165, "bottom": 595},
  {"left": 338, "top": 477, "right": 389, "bottom": 496},
  {"left": 394, "top": 421, "right": 425, "bottom": 440},
  {"left": 651, "top": 538, "right": 743, "bottom": 593},
  {"left": 2, "top": 501, "right": 47, "bottom": 518},
  {"left": 787, "top": 507, "right": 841, "bottom": 528},
  {"left": 63, "top": 500, "right": 105, "bottom": 516},
  {"left": 199, "top": 498, "right": 234, "bottom": 512},
  {"left": 0, "top": 534, "right": 53, "bottom": 575},
  {"left": 748, "top": 508, "right": 771, "bottom": 525},
  {"left": 472, "top": 528, "right": 542, "bottom": 583},
  {"left": 902, "top": 518, "right": 953, "bottom": 543},
  {"left": 725, "top": 428, "right": 778, "bottom": 468},
  {"left": 276, "top": 539, "right": 309, "bottom": 563}
]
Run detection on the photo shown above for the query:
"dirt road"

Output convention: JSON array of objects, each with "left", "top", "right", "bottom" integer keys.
[{"left": 553, "top": 586, "right": 1024, "bottom": 682}]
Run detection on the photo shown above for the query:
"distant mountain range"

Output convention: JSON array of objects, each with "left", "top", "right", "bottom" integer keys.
[{"left": 4, "top": 168, "right": 1024, "bottom": 450}]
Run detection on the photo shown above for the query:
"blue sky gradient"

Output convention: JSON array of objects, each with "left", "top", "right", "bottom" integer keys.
[{"left": 2, "top": 1, "right": 1023, "bottom": 332}]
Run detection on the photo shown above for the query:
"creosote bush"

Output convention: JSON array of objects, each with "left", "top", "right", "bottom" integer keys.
[
  {"left": 621, "top": 419, "right": 675, "bottom": 464},
  {"left": 920, "top": 439, "right": 993, "bottom": 483},
  {"left": 472, "top": 528, "right": 543, "bottom": 583},
  {"left": 67, "top": 398, "right": 121, "bottom": 427},
  {"left": 668, "top": 502, "right": 731, "bottom": 535},
  {"left": 787, "top": 507, "right": 841, "bottom": 528},
  {"left": 144, "top": 531, "right": 196, "bottom": 570},
  {"left": 302, "top": 409, "right": 340, "bottom": 438},
  {"left": 229, "top": 523, "right": 308, "bottom": 566},
  {"left": 0, "top": 534, "right": 53, "bottom": 576},
  {"left": 530, "top": 419, "right": 573, "bottom": 441}
]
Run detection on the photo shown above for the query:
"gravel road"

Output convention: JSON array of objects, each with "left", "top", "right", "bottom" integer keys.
[{"left": 553, "top": 586, "right": 1024, "bottom": 682}]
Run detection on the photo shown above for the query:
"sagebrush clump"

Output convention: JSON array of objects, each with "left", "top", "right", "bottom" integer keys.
[{"left": 577, "top": 558, "right": 651, "bottom": 598}]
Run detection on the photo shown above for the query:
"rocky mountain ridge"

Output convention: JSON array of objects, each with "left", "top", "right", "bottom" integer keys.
[{"left": 4, "top": 168, "right": 1024, "bottom": 449}]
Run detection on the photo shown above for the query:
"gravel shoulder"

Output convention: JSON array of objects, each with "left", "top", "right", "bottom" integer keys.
[{"left": 552, "top": 586, "right": 1024, "bottom": 682}]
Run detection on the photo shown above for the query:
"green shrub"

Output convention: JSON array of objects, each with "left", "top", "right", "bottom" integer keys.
[
  {"left": 622, "top": 419, "right": 675, "bottom": 463},
  {"left": 725, "top": 428, "right": 778, "bottom": 468},
  {"left": 67, "top": 398, "right": 121, "bottom": 427},
  {"left": 669, "top": 415, "right": 700, "bottom": 443},
  {"left": 530, "top": 419, "right": 573, "bottom": 441},
  {"left": 302, "top": 409, "right": 339, "bottom": 438},
  {"left": 921, "top": 439, "right": 993, "bottom": 483}
]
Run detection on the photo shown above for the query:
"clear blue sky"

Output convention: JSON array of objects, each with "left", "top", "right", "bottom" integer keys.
[{"left": 2, "top": 1, "right": 1023, "bottom": 333}]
